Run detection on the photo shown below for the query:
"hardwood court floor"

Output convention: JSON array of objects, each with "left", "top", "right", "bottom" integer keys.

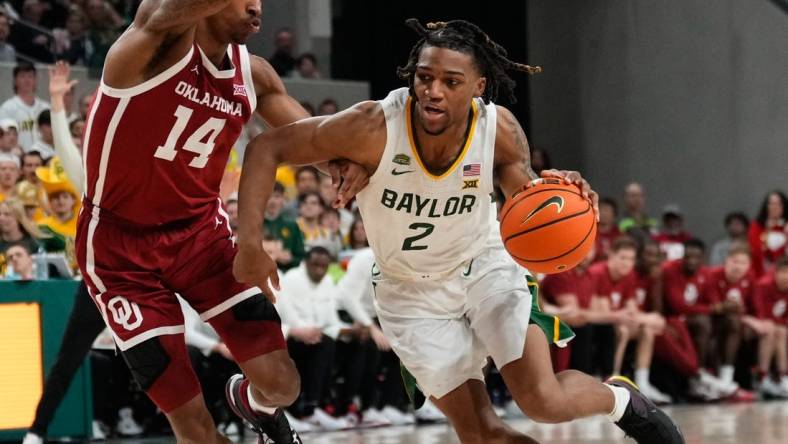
[{"left": 104, "top": 401, "right": 788, "bottom": 444}]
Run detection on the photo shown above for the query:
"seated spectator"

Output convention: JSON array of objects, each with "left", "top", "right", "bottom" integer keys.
[
  {"left": 3, "top": 243, "right": 34, "bottom": 279},
  {"left": 594, "top": 197, "right": 621, "bottom": 262},
  {"left": 36, "top": 159, "right": 80, "bottom": 239},
  {"left": 283, "top": 166, "right": 320, "bottom": 218},
  {"left": 69, "top": 118, "right": 85, "bottom": 145},
  {"left": 0, "top": 152, "right": 20, "bottom": 200},
  {"left": 659, "top": 239, "right": 730, "bottom": 400},
  {"left": 83, "top": 0, "right": 124, "bottom": 67},
  {"left": 297, "top": 191, "right": 332, "bottom": 250},
  {"left": 275, "top": 247, "right": 352, "bottom": 430},
  {"left": 347, "top": 217, "right": 368, "bottom": 250},
  {"left": 619, "top": 182, "right": 658, "bottom": 240},
  {"left": 269, "top": 27, "right": 296, "bottom": 76},
  {"left": 589, "top": 236, "right": 670, "bottom": 403},
  {"left": 752, "top": 257, "right": 788, "bottom": 397},
  {"left": 748, "top": 190, "right": 788, "bottom": 276},
  {"left": 710, "top": 212, "right": 749, "bottom": 265},
  {"left": 702, "top": 243, "right": 757, "bottom": 400},
  {"left": 30, "top": 110, "right": 56, "bottom": 160},
  {"left": 0, "top": 11, "right": 16, "bottom": 62},
  {"left": 654, "top": 205, "right": 692, "bottom": 260},
  {"left": 0, "top": 63, "right": 50, "bottom": 152},
  {"left": 292, "top": 53, "right": 321, "bottom": 79},
  {"left": 263, "top": 181, "right": 305, "bottom": 270},
  {"left": 53, "top": 8, "right": 93, "bottom": 66},
  {"left": 318, "top": 98, "right": 339, "bottom": 116},
  {"left": 9, "top": 0, "right": 53, "bottom": 62},
  {"left": 0, "top": 199, "right": 60, "bottom": 256},
  {"left": 318, "top": 208, "right": 344, "bottom": 259},
  {"left": 16, "top": 181, "right": 45, "bottom": 221},
  {"left": 0, "top": 118, "right": 22, "bottom": 156},
  {"left": 79, "top": 93, "right": 94, "bottom": 120}
]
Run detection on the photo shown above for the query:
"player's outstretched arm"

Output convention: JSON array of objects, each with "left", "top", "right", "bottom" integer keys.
[
  {"left": 234, "top": 102, "right": 385, "bottom": 299},
  {"left": 494, "top": 105, "right": 599, "bottom": 215}
]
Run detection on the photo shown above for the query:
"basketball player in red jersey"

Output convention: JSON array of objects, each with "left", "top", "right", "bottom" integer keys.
[{"left": 76, "top": 1, "right": 365, "bottom": 442}]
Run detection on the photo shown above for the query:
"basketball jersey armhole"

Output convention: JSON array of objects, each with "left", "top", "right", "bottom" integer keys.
[
  {"left": 365, "top": 90, "right": 405, "bottom": 186},
  {"left": 99, "top": 46, "right": 196, "bottom": 98},
  {"left": 238, "top": 45, "right": 258, "bottom": 113},
  {"left": 481, "top": 100, "right": 497, "bottom": 196}
]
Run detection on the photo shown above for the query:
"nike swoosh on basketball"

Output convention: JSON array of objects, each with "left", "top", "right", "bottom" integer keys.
[
  {"left": 523, "top": 196, "right": 565, "bottom": 224},
  {"left": 391, "top": 168, "right": 414, "bottom": 175}
]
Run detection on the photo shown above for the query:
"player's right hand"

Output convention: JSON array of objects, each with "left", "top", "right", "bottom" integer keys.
[{"left": 234, "top": 243, "right": 280, "bottom": 303}]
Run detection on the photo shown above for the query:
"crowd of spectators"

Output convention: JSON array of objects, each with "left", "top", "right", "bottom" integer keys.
[{"left": 2, "top": 14, "right": 786, "bottom": 443}]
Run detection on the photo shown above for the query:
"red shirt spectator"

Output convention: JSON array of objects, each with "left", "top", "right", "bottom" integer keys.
[
  {"left": 662, "top": 259, "right": 711, "bottom": 316},
  {"left": 593, "top": 197, "right": 621, "bottom": 262},
  {"left": 752, "top": 271, "right": 788, "bottom": 325},
  {"left": 542, "top": 267, "right": 594, "bottom": 309},
  {"left": 748, "top": 191, "right": 788, "bottom": 276},
  {"left": 702, "top": 266, "right": 755, "bottom": 313},
  {"left": 653, "top": 206, "right": 693, "bottom": 261},
  {"left": 589, "top": 261, "right": 637, "bottom": 310}
]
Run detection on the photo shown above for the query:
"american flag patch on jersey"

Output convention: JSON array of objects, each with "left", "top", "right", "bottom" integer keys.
[{"left": 463, "top": 163, "right": 481, "bottom": 176}]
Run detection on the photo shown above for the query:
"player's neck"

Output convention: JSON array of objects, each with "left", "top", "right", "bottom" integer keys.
[
  {"left": 412, "top": 109, "right": 472, "bottom": 170},
  {"left": 195, "top": 31, "right": 230, "bottom": 68}
]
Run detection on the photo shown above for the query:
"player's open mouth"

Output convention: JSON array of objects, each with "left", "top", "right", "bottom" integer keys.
[
  {"left": 423, "top": 105, "right": 445, "bottom": 116},
  {"left": 249, "top": 19, "right": 261, "bottom": 32}
]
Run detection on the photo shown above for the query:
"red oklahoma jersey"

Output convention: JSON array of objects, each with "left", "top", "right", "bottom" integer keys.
[
  {"left": 588, "top": 261, "right": 636, "bottom": 310},
  {"left": 83, "top": 44, "right": 256, "bottom": 225},
  {"left": 702, "top": 266, "right": 755, "bottom": 313},
  {"left": 661, "top": 259, "right": 711, "bottom": 316},
  {"left": 752, "top": 274, "right": 788, "bottom": 324}
]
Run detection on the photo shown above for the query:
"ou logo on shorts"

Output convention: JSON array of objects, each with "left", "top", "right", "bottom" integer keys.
[{"left": 107, "top": 295, "right": 143, "bottom": 331}]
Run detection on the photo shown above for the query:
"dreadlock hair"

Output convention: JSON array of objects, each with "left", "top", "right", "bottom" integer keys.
[{"left": 397, "top": 18, "right": 541, "bottom": 104}]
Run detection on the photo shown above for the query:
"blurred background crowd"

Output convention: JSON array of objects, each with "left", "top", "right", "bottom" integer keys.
[{"left": 0, "top": 0, "right": 786, "bottom": 442}]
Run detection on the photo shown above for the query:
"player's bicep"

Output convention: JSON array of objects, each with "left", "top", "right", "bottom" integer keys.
[{"left": 494, "top": 105, "right": 538, "bottom": 198}]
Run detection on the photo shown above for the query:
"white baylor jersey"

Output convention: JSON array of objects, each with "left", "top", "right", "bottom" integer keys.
[{"left": 356, "top": 88, "right": 498, "bottom": 281}]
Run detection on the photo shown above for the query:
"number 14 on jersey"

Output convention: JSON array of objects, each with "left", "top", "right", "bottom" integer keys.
[{"left": 153, "top": 104, "right": 226, "bottom": 169}]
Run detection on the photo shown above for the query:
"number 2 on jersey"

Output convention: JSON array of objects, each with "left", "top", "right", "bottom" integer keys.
[
  {"left": 402, "top": 223, "right": 435, "bottom": 251},
  {"left": 153, "top": 105, "right": 226, "bottom": 168}
]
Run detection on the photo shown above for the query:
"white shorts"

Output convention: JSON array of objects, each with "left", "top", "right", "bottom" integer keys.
[{"left": 372, "top": 244, "right": 533, "bottom": 399}]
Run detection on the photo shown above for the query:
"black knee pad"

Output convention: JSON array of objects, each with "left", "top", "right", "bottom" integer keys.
[
  {"left": 121, "top": 337, "right": 171, "bottom": 391},
  {"left": 232, "top": 293, "right": 281, "bottom": 323}
]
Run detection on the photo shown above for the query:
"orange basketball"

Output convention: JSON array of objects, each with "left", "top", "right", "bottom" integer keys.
[{"left": 500, "top": 179, "right": 597, "bottom": 274}]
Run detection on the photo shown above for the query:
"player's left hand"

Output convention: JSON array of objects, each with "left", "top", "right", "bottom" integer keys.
[
  {"left": 539, "top": 169, "right": 599, "bottom": 221},
  {"left": 328, "top": 159, "right": 370, "bottom": 208}
]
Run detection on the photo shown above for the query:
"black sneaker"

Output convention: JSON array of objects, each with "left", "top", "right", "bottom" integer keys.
[
  {"left": 607, "top": 376, "right": 685, "bottom": 444},
  {"left": 225, "top": 374, "right": 302, "bottom": 444}
]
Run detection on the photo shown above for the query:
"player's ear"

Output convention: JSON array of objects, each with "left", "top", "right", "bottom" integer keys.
[{"left": 474, "top": 77, "right": 486, "bottom": 98}]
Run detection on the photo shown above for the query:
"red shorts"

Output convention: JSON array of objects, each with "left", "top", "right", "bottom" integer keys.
[{"left": 76, "top": 199, "right": 286, "bottom": 361}]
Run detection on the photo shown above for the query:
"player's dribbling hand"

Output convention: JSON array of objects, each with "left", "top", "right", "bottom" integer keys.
[
  {"left": 328, "top": 160, "right": 369, "bottom": 208},
  {"left": 539, "top": 169, "right": 600, "bottom": 221},
  {"left": 234, "top": 244, "right": 280, "bottom": 303}
]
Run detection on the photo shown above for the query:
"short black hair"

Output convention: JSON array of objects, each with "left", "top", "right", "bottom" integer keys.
[
  {"left": 397, "top": 19, "right": 541, "bottom": 104},
  {"left": 22, "top": 151, "right": 43, "bottom": 162},
  {"left": 724, "top": 211, "right": 749, "bottom": 228},
  {"left": 272, "top": 181, "right": 285, "bottom": 195},
  {"left": 298, "top": 190, "right": 323, "bottom": 206},
  {"left": 599, "top": 197, "right": 618, "bottom": 216},
  {"left": 37, "top": 110, "right": 51, "bottom": 126},
  {"left": 297, "top": 53, "right": 317, "bottom": 66},
  {"left": 13, "top": 62, "right": 36, "bottom": 78},
  {"left": 305, "top": 246, "right": 331, "bottom": 261},
  {"left": 611, "top": 236, "right": 638, "bottom": 253},
  {"left": 684, "top": 238, "right": 706, "bottom": 252}
]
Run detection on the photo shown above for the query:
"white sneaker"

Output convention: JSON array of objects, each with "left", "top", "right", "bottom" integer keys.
[
  {"left": 688, "top": 377, "right": 719, "bottom": 401},
  {"left": 284, "top": 411, "right": 317, "bottom": 434},
  {"left": 339, "top": 411, "right": 360, "bottom": 428},
  {"left": 91, "top": 420, "right": 108, "bottom": 440},
  {"left": 303, "top": 407, "right": 351, "bottom": 431},
  {"left": 639, "top": 383, "right": 673, "bottom": 404},
  {"left": 380, "top": 405, "right": 416, "bottom": 425},
  {"left": 360, "top": 408, "right": 392, "bottom": 427},
  {"left": 780, "top": 376, "right": 788, "bottom": 397},
  {"left": 115, "top": 407, "right": 143, "bottom": 436},
  {"left": 414, "top": 399, "right": 446, "bottom": 422},
  {"left": 700, "top": 369, "right": 737, "bottom": 397},
  {"left": 21, "top": 432, "right": 43, "bottom": 444},
  {"left": 760, "top": 377, "right": 786, "bottom": 398}
]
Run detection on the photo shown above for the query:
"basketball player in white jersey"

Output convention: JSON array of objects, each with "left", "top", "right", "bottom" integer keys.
[{"left": 234, "top": 19, "right": 684, "bottom": 444}]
